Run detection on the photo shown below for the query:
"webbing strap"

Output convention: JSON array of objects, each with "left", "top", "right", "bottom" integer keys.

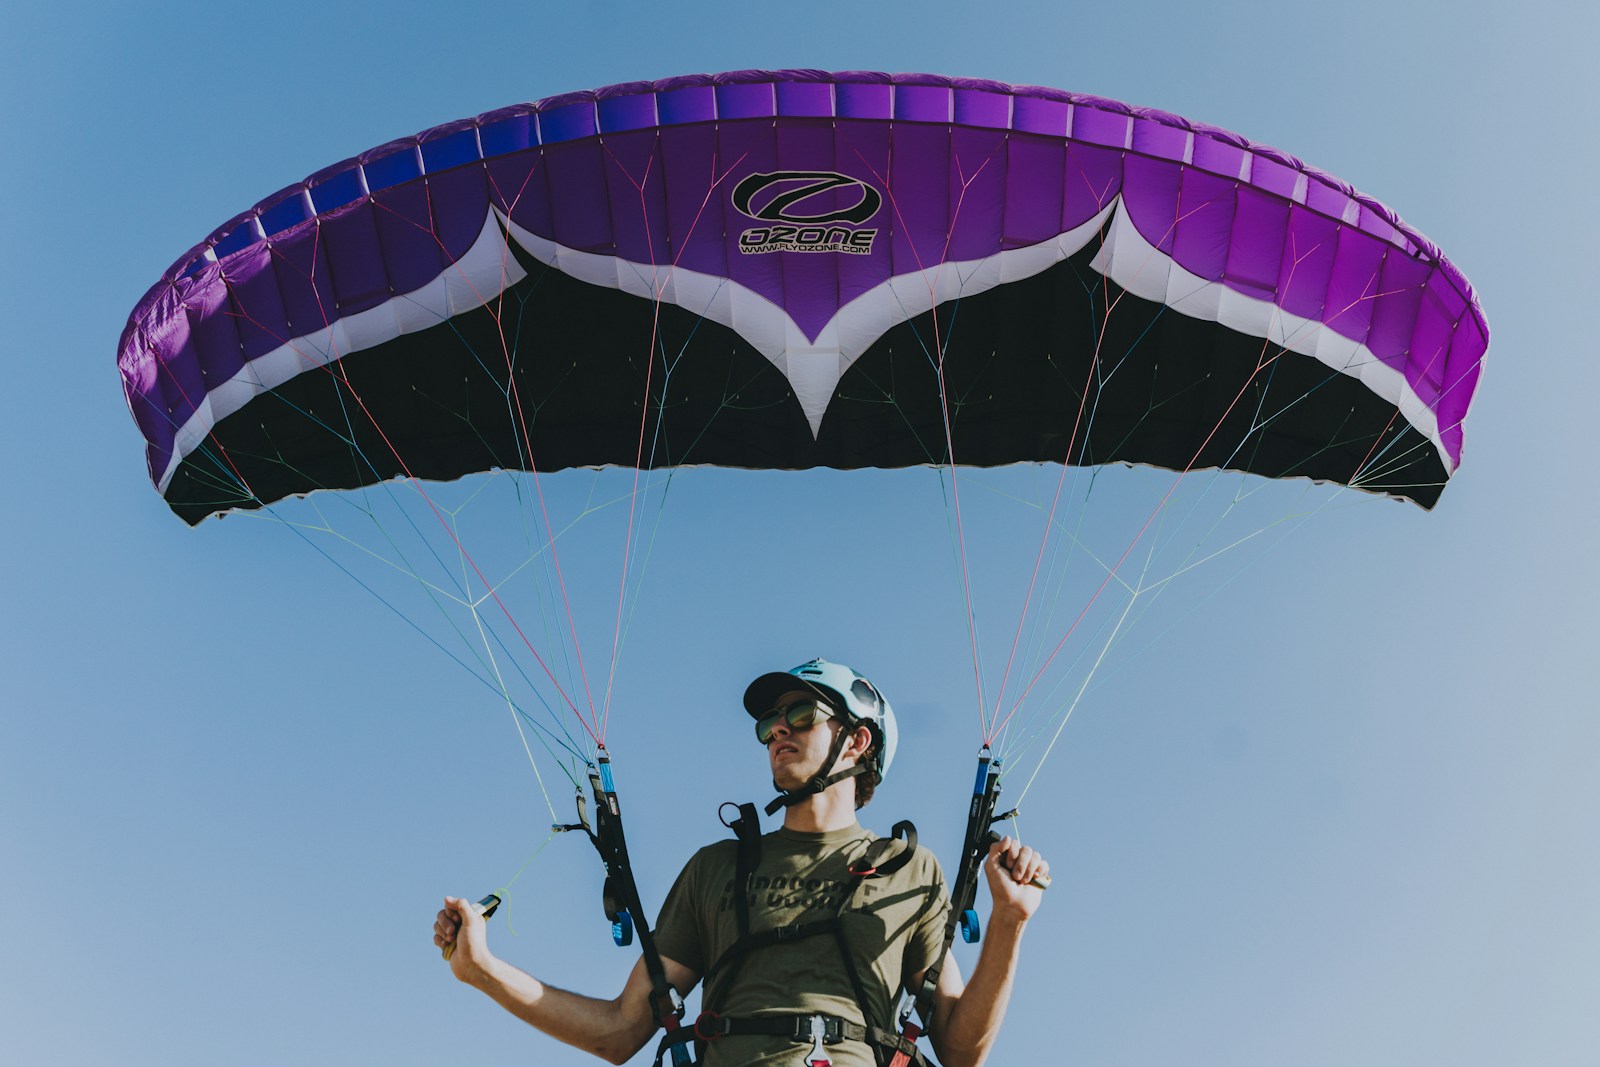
[
  {"left": 704, "top": 812, "right": 926, "bottom": 1044},
  {"left": 764, "top": 758, "right": 870, "bottom": 815},
  {"left": 851, "top": 821, "right": 918, "bottom": 879},
  {"left": 656, "top": 1013, "right": 933, "bottom": 1067},
  {"left": 833, "top": 823, "right": 918, "bottom": 1026},
  {"left": 701, "top": 801, "right": 763, "bottom": 1007}
]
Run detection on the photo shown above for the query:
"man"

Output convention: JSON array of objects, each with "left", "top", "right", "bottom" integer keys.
[{"left": 434, "top": 659, "right": 1049, "bottom": 1066}]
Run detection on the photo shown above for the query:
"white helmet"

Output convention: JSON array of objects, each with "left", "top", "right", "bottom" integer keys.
[{"left": 744, "top": 658, "right": 898, "bottom": 782}]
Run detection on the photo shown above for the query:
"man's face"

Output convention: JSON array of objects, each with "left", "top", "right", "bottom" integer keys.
[{"left": 764, "top": 688, "right": 845, "bottom": 790}]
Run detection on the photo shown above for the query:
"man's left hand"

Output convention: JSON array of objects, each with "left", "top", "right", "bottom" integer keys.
[{"left": 983, "top": 835, "right": 1049, "bottom": 923}]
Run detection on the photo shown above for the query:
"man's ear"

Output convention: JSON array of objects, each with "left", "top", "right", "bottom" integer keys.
[{"left": 847, "top": 722, "right": 874, "bottom": 760}]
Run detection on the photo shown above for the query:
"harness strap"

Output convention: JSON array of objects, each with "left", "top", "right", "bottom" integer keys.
[
  {"left": 692, "top": 811, "right": 929, "bottom": 1066},
  {"left": 702, "top": 823, "right": 918, "bottom": 1004},
  {"left": 764, "top": 762, "right": 870, "bottom": 816},
  {"left": 654, "top": 1013, "right": 933, "bottom": 1067},
  {"left": 714, "top": 916, "right": 841, "bottom": 958},
  {"left": 700, "top": 801, "right": 764, "bottom": 1008},
  {"left": 694, "top": 1012, "right": 871, "bottom": 1042},
  {"left": 849, "top": 821, "right": 918, "bottom": 878},
  {"left": 830, "top": 832, "right": 916, "bottom": 1028}
]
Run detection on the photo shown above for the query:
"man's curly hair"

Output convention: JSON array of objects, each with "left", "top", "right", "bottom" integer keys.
[{"left": 854, "top": 736, "right": 879, "bottom": 809}]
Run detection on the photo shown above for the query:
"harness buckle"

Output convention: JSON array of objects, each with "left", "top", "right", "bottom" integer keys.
[
  {"left": 693, "top": 1011, "right": 724, "bottom": 1042},
  {"left": 802, "top": 1014, "right": 832, "bottom": 1067}
]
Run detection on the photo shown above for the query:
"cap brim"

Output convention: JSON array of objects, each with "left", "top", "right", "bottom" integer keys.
[{"left": 743, "top": 672, "right": 847, "bottom": 719}]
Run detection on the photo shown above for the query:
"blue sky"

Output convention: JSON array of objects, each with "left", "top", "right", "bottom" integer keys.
[{"left": 4, "top": 2, "right": 1596, "bottom": 1064}]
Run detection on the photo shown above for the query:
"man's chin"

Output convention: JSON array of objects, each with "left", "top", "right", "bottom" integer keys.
[{"left": 770, "top": 766, "right": 811, "bottom": 792}]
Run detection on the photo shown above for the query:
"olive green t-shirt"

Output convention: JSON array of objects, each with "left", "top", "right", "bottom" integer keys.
[{"left": 653, "top": 824, "right": 948, "bottom": 1067}]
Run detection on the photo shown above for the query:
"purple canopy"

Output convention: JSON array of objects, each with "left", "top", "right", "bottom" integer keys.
[{"left": 118, "top": 70, "right": 1487, "bottom": 522}]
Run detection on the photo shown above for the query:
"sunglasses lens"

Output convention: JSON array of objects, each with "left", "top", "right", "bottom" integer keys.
[
  {"left": 788, "top": 701, "right": 821, "bottom": 730},
  {"left": 755, "top": 711, "right": 781, "bottom": 744},
  {"left": 756, "top": 699, "right": 832, "bottom": 743}
]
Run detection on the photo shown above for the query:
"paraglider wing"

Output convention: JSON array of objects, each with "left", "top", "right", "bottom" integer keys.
[{"left": 118, "top": 71, "right": 1486, "bottom": 525}]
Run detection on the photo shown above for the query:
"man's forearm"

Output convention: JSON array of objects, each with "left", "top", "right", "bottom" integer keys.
[
  {"left": 467, "top": 955, "right": 648, "bottom": 1065},
  {"left": 936, "top": 912, "right": 1028, "bottom": 1067}
]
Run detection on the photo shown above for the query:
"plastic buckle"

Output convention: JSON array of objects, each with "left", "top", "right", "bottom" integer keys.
[
  {"left": 693, "top": 1011, "right": 723, "bottom": 1042},
  {"left": 802, "top": 1014, "right": 832, "bottom": 1067}
]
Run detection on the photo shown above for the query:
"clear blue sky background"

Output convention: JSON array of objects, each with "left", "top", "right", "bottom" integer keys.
[{"left": 4, "top": 2, "right": 1596, "bottom": 1064}]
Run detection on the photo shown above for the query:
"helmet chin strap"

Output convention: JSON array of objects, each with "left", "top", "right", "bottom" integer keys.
[{"left": 764, "top": 720, "right": 870, "bottom": 817}]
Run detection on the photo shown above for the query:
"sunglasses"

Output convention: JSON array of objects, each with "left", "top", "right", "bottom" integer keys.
[{"left": 755, "top": 698, "right": 840, "bottom": 744}]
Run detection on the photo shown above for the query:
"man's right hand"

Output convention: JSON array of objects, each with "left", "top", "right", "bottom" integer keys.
[{"left": 435, "top": 896, "right": 493, "bottom": 983}]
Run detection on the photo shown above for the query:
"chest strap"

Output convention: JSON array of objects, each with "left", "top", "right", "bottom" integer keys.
[{"left": 703, "top": 812, "right": 918, "bottom": 1011}]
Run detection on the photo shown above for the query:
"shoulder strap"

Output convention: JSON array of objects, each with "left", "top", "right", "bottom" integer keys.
[
  {"left": 699, "top": 801, "right": 764, "bottom": 1006},
  {"left": 832, "top": 819, "right": 919, "bottom": 1033},
  {"left": 728, "top": 801, "right": 762, "bottom": 937},
  {"left": 848, "top": 819, "right": 918, "bottom": 878}
]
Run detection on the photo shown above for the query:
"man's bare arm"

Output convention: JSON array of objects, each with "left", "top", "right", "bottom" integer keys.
[
  {"left": 911, "top": 838, "right": 1049, "bottom": 1067},
  {"left": 435, "top": 896, "right": 698, "bottom": 1065}
]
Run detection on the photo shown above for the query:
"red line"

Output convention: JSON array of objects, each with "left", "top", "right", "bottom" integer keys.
[
  {"left": 983, "top": 209, "right": 1116, "bottom": 739},
  {"left": 850, "top": 142, "right": 994, "bottom": 724},
  {"left": 214, "top": 206, "right": 598, "bottom": 740},
  {"left": 594, "top": 144, "right": 747, "bottom": 744},
  {"left": 989, "top": 340, "right": 1289, "bottom": 742},
  {"left": 468, "top": 188, "right": 605, "bottom": 735},
  {"left": 985, "top": 185, "right": 1280, "bottom": 744},
  {"left": 372, "top": 161, "right": 603, "bottom": 737},
  {"left": 603, "top": 153, "right": 663, "bottom": 746},
  {"left": 1328, "top": 251, "right": 1452, "bottom": 490}
]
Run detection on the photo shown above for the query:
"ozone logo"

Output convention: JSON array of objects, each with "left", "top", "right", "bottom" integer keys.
[
  {"left": 732, "top": 171, "right": 883, "bottom": 224},
  {"left": 731, "top": 171, "right": 882, "bottom": 256}
]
